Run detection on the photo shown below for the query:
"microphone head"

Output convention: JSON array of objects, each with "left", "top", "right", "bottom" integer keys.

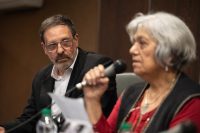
[{"left": 113, "top": 60, "right": 127, "bottom": 74}]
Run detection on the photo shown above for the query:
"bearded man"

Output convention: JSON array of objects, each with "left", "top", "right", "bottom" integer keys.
[{"left": 0, "top": 14, "right": 117, "bottom": 133}]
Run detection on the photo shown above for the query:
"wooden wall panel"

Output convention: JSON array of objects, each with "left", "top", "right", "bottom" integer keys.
[
  {"left": 99, "top": 0, "right": 200, "bottom": 82},
  {"left": 99, "top": 0, "right": 149, "bottom": 73}
]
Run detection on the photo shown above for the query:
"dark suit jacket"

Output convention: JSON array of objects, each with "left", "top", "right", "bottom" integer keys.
[{"left": 1, "top": 48, "right": 118, "bottom": 133}]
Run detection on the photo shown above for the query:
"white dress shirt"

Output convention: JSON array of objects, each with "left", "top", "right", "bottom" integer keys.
[{"left": 51, "top": 49, "right": 78, "bottom": 118}]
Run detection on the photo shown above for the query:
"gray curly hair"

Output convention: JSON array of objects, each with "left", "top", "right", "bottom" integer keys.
[{"left": 126, "top": 12, "right": 196, "bottom": 70}]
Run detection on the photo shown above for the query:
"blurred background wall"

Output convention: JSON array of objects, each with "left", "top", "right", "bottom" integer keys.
[{"left": 0, "top": 0, "right": 200, "bottom": 125}]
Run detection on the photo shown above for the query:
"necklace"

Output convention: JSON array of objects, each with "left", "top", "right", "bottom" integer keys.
[{"left": 140, "top": 77, "right": 176, "bottom": 115}]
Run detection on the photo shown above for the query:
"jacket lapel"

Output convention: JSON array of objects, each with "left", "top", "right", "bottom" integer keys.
[
  {"left": 40, "top": 65, "right": 55, "bottom": 109},
  {"left": 65, "top": 48, "right": 86, "bottom": 97}
]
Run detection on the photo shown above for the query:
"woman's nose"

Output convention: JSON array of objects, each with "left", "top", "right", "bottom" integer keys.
[{"left": 129, "top": 43, "right": 139, "bottom": 55}]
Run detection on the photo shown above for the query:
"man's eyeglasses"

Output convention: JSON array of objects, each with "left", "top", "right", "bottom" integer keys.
[{"left": 45, "top": 38, "right": 74, "bottom": 52}]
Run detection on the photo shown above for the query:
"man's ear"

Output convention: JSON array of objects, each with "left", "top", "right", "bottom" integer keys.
[
  {"left": 41, "top": 42, "right": 48, "bottom": 55},
  {"left": 73, "top": 34, "right": 79, "bottom": 47}
]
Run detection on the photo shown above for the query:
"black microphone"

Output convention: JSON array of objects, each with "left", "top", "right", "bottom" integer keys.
[
  {"left": 159, "top": 120, "right": 198, "bottom": 133},
  {"left": 76, "top": 59, "right": 127, "bottom": 89}
]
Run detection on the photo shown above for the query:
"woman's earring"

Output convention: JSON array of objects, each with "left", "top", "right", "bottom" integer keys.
[{"left": 165, "top": 66, "right": 168, "bottom": 71}]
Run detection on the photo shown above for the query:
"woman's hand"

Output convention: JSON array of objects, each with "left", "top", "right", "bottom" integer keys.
[
  {"left": 82, "top": 64, "right": 109, "bottom": 124},
  {"left": 0, "top": 127, "right": 5, "bottom": 133},
  {"left": 83, "top": 64, "right": 109, "bottom": 102}
]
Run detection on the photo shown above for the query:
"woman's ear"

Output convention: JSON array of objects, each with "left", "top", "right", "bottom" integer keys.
[{"left": 168, "top": 56, "right": 173, "bottom": 63}]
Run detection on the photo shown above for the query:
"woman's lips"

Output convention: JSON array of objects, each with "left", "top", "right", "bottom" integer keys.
[{"left": 132, "top": 60, "right": 140, "bottom": 65}]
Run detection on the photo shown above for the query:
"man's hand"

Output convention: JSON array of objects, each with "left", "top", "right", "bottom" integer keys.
[{"left": 0, "top": 126, "right": 5, "bottom": 133}]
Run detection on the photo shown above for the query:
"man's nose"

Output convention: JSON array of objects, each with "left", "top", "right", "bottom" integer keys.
[{"left": 57, "top": 43, "right": 64, "bottom": 54}]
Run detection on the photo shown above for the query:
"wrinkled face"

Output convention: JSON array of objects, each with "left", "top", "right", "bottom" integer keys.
[
  {"left": 42, "top": 25, "right": 78, "bottom": 71},
  {"left": 129, "top": 27, "right": 161, "bottom": 78}
]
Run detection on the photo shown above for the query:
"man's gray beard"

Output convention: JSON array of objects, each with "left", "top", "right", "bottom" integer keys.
[
  {"left": 48, "top": 55, "right": 74, "bottom": 70},
  {"left": 54, "top": 60, "right": 73, "bottom": 70}
]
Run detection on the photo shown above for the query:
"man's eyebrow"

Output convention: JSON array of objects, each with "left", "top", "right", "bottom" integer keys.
[
  {"left": 63, "top": 37, "right": 72, "bottom": 40},
  {"left": 48, "top": 41, "right": 57, "bottom": 44}
]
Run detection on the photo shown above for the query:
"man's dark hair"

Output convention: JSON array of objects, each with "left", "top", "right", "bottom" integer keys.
[{"left": 39, "top": 14, "right": 76, "bottom": 43}]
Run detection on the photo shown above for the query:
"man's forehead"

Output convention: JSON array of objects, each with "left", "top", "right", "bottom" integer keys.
[{"left": 43, "top": 25, "right": 73, "bottom": 42}]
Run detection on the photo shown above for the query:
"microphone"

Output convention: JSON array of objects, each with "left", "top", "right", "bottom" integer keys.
[
  {"left": 159, "top": 120, "right": 198, "bottom": 133},
  {"left": 76, "top": 59, "right": 127, "bottom": 89}
]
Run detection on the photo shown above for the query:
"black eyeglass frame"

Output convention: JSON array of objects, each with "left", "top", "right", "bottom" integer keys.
[{"left": 44, "top": 38, "right": 74, "bottom": 52}]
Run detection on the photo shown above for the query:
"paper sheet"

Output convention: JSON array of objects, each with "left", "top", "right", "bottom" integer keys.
[{"left": 48, "top": 93, "right": 89, "bottom": 122}]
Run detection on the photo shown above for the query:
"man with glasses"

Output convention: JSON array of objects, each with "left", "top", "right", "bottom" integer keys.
[{"left": 0, "top": 14, "right": 117, "bottom": 133}]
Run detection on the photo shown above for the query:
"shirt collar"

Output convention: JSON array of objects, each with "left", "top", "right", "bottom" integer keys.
[{"left": 51, "top": 48, "right": 79, "bottom": 80}]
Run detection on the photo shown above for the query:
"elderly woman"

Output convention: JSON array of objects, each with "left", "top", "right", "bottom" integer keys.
[{"left": 82, "top": 12, "right": 200, "bottom": 133}]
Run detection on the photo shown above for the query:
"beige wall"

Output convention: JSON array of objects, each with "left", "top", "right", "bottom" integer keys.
[{"left": 0, "top": 0, "right": 98, "bottom": 123}]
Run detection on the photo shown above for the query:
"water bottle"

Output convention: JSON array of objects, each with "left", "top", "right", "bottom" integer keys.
[
  {"left": 36, "top": 109, "right": 58, "bottom": 133},
  {"left": 120, "top": 122, "right": 131, "bottom": 133}
]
